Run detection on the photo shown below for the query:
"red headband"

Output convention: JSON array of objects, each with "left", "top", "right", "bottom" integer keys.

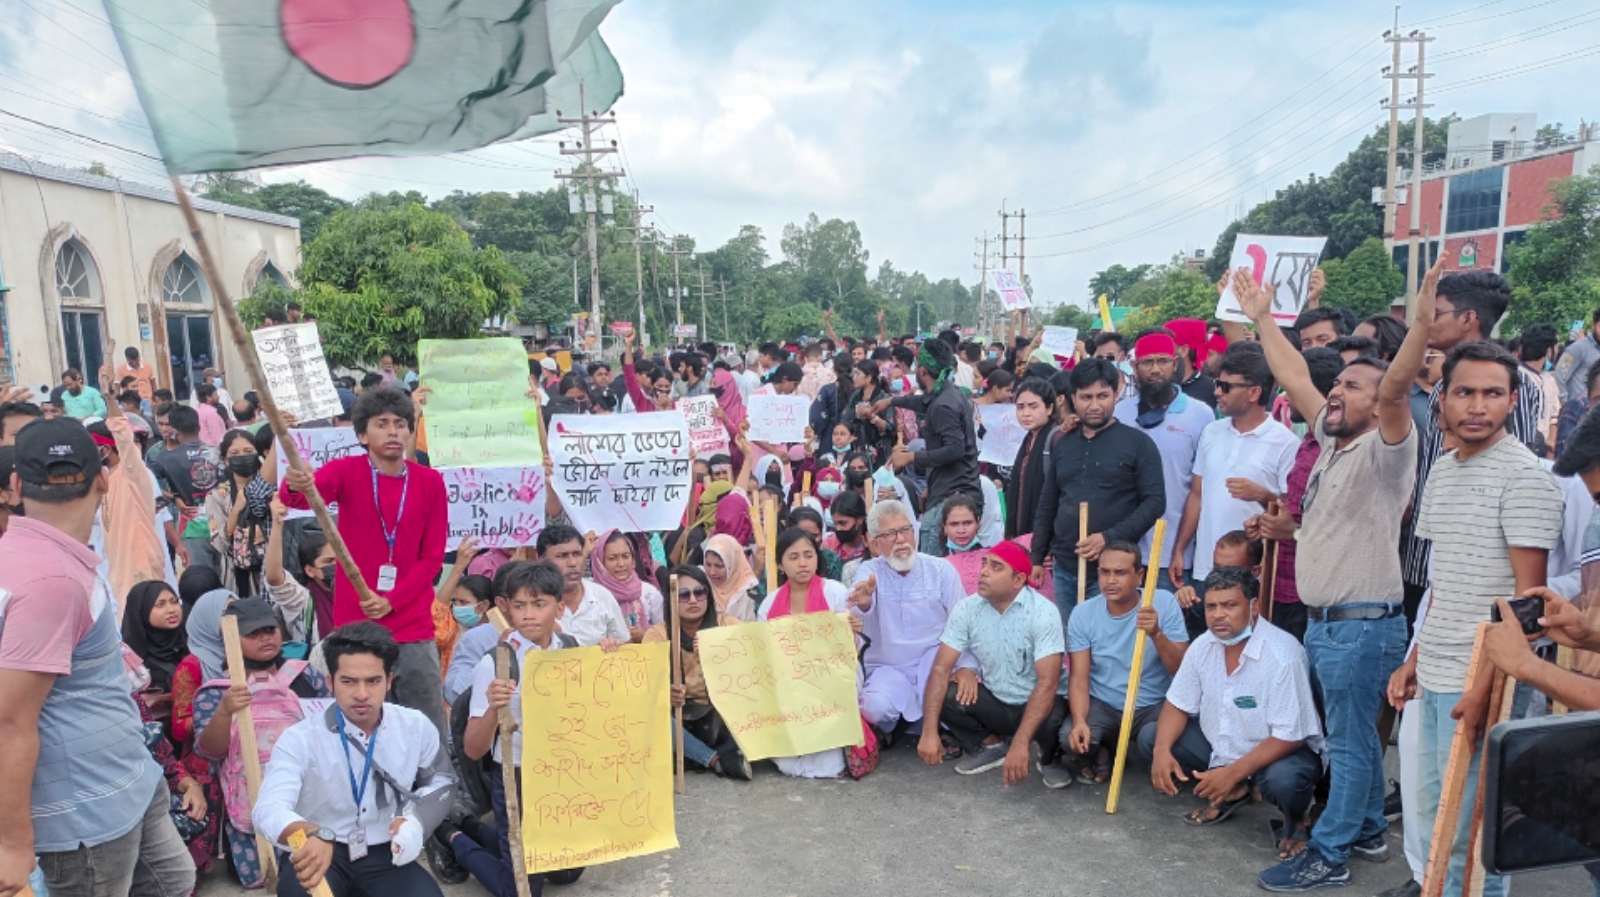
[
  {"left": 90, "top": 432, "right": 117, "bottom": 449},
  {"left": 986, "top": 540, "right": 1032, "bottom": 578},
  {"left": 1134, "top": 333, "right": 1177, "bottom": 359}
]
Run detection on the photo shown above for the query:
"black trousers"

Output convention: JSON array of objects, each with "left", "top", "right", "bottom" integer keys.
[
  {"left": 940, "top": 681, "right": 1066, "bottom": 760},
  {"left": 277, "top": 843, "right": 442, "bottom": 897},
  {"left": 1271, "top": 600, "right": 1308, "bottom": 644}
]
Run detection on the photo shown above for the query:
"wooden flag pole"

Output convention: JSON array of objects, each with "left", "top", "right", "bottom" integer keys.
[
  {"left": 485, "top": 609, "right": 534, "bottom": 897},
  {"left": 170, "top": 181, "right": 379, "bottom": 611},
  {"left": 1422, "top": 624, "right": 1492, "bottom": 897},
  {"left": 221, "top": 616, "right": 280, "bottom": 890},
  {"left": 669, "top": 573, "right": 686, "bottom": 795},
  {"left": 1261, "top": 500, "right": 1281, "bottom": 623},
  {"left": 285, "top": 830, "right": 336, "bottom": 897},
  {"left": 764, "top": 494, "right": 779, "bottom": 597},
  {"left": 1106, "top": 519, "right": 1167, "bottom": 814},
  {"left": 1076, "top": 502, "right": 1089, "bottom": 605}
]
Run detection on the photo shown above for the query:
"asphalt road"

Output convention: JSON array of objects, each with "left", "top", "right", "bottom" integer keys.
[{"left": 199, "top": 744, "right": 1589, "bottom": 897}]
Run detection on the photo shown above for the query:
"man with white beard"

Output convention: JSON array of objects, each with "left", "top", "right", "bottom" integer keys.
[{"left": 849, "top": 500, "right": 967, "bottom": 741}]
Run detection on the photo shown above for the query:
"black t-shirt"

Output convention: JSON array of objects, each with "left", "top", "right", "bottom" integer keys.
[
  {"left": 1182, "top": 371, "right": 1217, "bottom": 409},
  {"left": 149, "top": 440, "right": 223, "bottom": 506}
]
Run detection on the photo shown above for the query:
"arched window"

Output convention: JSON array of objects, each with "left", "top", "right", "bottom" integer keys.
[
  {"left": 54, "top": 239, "right": 105, "bottom": 382},
  {"left": 161, "top": 252, "right": 209, "bottom": 306},
  {"left": 258, "top": 260, "right": 287, "bottom": 290},
  {"left": 161, "top": 251, "right": 214, "bottom": 401}
]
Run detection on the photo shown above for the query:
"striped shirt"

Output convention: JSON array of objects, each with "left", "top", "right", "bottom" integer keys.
[
  {"left": 1401, "top": 363, "right": 1544, "bottom": 586},
  {"left": 1414, "top": 436, "right": 1563, "bottom": 693}
]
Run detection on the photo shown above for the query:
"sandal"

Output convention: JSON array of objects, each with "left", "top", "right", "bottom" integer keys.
[
  {"left": 939, "top": 732, "right": 963, "bottom": 762},
  {"left": 1269, "top": 819, "right": 1310, "bottom": 860},
  {"left": 1075, "top": 762, "right": 1112, "bottom": 785},
  {"left": 1183, "top": 793, "right": 1249, "bottom": 826}
]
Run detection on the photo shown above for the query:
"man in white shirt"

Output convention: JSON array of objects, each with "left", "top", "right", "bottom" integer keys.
[
  {"left": 254, "top": 622, "right": 456, "bottom": 897},
  {"left": 537, "top": 524, "right": 629, "bottom": 646},
  {"left": 1144, "top": 566, "right": 1323, "bottom": 856},
  {"left": 1172, "top": 343, "right": 1297, "bottom": 629}
]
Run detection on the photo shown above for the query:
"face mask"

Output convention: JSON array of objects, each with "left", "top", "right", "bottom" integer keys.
[
  {"left": 832, "top": 442, "right": 852, "bottom": 455},
  {"left": 835, "top": 525, "right": 858, "bottom": 544},
  {"left": 987, "top": 351, "right": 999, "bottom": 361},
  {"left": 211, "top": 377, "right": 223, "bottom": 388},
  {"left": 1543, "top": 359, "right": 1554, "bottom": 372},
  {"left": 817, "top": 481, "right": 841, "bottom": 499},
  {"left": 947, "top": 537, "right": 976, "bottom": 553},
  {"left": 452, "top": 605, "right": 484, "bottom": 627},
  {"left": 228, "top": 455, "right": 262, "bottom": 477},
  {"left": 1118, "top": 360, "right": 1134, "bottom": 376},
  {"left": 1216, "top": 623, "right": 1254, "bottom": 647},
  {"left": 317, "top": 563, "right": 337, "bottom": 586}
]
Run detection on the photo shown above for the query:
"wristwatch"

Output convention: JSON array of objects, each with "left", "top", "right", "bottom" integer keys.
[{"left": 312, "top": 826, "right": 337, "bottom": 843}]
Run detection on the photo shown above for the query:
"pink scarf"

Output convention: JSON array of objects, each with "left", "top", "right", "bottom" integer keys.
[
  {"left": 768, "top": 573, "right": 828, "bottom": 619},
  {"left": 590, "top": 529, "right": 645, "bottom": 625}
]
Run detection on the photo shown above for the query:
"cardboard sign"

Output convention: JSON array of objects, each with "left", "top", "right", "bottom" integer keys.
[
  {"left": 519, "top": 644, "right": 677, "bottom": 873},
  {"left": 1215, "top": 234, "right": 1328, "bottom": 324},
  {"left": 745, "top": 394, "right": 810, "bottom": 444},
  {"left": 274, "top": 427, "right": 366, "bottom": 520},
  {"left": 419, "top": 338, "right": 542, "bottom": 468},
  {"left": 673, "top": 323, "right": 698, "bottom": 339},
  {"left": 1041, "top": 326, "right": 1078, "bottom": 359},
  {"left": 988, "top": 269, "right": 1030, "bottom": 311},
  {"left": 608, "top": 321, "right": 634, "bottom": 337},
  {"left": 251, "top": 324, "right": 342, "bottom": 422},
  {"left": 977, "top": 404, "right": 1026, "bottom": 465},
  {"left": 548, "top": 413, "right": 694, "bottom": 534},
  {"left": 676, "top": 395, "right": 729, "bottom": 457},
  {"left": 441, "top": 466, "right": 546, "bottom": 548}
]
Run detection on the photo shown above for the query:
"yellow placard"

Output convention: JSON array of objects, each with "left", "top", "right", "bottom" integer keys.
[
  {"left": 518, "top": 644, "right": 677, "bottom": 873},
  {"left": 696, "top": 612, "right": 863, "bottom": 761},
  {"left": 1097, "top": 293, "right": 1114, "bottom": 331}
]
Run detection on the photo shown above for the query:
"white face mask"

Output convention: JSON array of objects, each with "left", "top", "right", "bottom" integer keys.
[{"left": 1216, "top": 622, "right": 1255, "bottom": 647}]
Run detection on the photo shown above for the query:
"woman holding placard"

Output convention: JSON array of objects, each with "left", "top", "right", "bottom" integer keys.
[{"left": 645, "top": 566, "right": 751, "bottom": 780}]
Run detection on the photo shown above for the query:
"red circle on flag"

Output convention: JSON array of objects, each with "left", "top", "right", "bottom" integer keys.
[{"left": 280, "top": 0, "right": 415, "bottom": 89}]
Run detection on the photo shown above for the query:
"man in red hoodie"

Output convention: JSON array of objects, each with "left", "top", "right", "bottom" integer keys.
[{"left": 282, "top": 386, "right": 448, "bottom": 736}]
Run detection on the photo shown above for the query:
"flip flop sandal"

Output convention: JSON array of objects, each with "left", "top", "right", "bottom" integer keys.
[
  {"left": 1183, "top": 794, "right": 1249, "bottom": 826},
  {"left": 1076, "top": 762, "right": 1112, "bottom": 785},
  {"left": 1268, "top": 819, "right": 1311, "bottom": 859},
  {"left": 939, "top": 732, "right": 963, "bottom": 761}
]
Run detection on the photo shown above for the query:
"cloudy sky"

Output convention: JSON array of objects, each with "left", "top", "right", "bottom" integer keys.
[{"left": 3, "top": 0, "right": 1599, "bottom": 315}]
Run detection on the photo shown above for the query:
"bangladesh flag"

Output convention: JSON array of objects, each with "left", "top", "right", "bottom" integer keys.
[{"left": 103, "top": 0, "right": 624, "bottom": 174}]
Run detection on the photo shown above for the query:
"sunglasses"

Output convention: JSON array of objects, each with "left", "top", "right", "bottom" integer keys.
[
  {"left": 1214, "top": 380, "right": 1253, "bottom": 394},
  {"left": 677, "top": 586, "right": 709, "bottom": 602}
]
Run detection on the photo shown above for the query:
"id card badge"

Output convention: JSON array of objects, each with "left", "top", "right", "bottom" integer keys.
[
  {"left": 376, "top": 565, "right": 398, "bottom": 592},
  {"left": 348, "top": 826, "right": 367, "bottom": 860}
]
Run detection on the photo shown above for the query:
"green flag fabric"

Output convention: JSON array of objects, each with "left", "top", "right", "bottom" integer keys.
[{"left": 103, "top": 0, "right": 624, "bottom": 174}]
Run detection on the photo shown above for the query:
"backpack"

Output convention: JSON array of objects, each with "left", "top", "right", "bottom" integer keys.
[{"left": 203, "top": 660, "right": 308, "bottom": 833}]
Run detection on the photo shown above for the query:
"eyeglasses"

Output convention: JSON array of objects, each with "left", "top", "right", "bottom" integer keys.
[
  {"left": 1433, "top": 307, "right": 1467, "bottom": 320},
  {"left": 875, "top": 525, "right": 916, "bottom": 543},
  {"left": 677, "top": 586, "right": 709, "bottom": 602},
  {"left": 1214, "top": 380, "right": 1252, "bottom": 394}
]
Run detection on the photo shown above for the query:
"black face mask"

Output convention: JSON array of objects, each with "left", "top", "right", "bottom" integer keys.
[
  {"left": 317, "top": 563, "right": 337, "bottom": 587},
  {"left": 228, "top": 455, "right": 262, "bottom": 478},
  {"left": 835, "top": 526, "right": 859, "bottom": 544}
]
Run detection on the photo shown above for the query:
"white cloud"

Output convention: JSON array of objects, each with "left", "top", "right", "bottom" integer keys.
[{"left": 4, "top": 0, "right": 1600, "bottom": 318}]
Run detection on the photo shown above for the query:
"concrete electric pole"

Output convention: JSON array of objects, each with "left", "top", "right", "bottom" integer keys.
[
  {"left": 555, "top": 83, "right": 623, "bottom": 345},
  {"left": 1382, "top": 24, "right": 1432, "bottom": 305}
]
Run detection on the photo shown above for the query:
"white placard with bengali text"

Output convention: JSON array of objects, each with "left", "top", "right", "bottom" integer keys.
[
  {"left": 988, "top": 269, "right": 1030, "bottom": 311},
  {"left": 1041, "top": 326, "right": 1078, "bottom": 359},
  {"left": 548, "top": 413, "right": 694, "bottom": 534},
  {"left": 275, "top": 427, "right": 366, "bottom": 520},
  {"left": 676, "top": 395, "right": 730, "bottom": 457},
  {"left": 977, "top": 404, "right": 1027, "bottom": 465},
  {"left": 745, "top": 394, "right": 810, "bottom": 444},
  {"left": 1215, "top": 234, "right": 1328, "bottom": 324},
  {"left": 441, "top": 466, "right": 546, "bottom": 549},
  {"left": 252, "top": 324, "right": 343, "bottom": 422}
]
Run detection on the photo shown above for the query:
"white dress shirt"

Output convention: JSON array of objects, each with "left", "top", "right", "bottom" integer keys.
[
  {"left": 468, "top": 630, "right": 570, "bottom": 764},
  {"left": 253, "top": 703, "right": 453, "bottom": 849},
  {"left": 555, "top": 580, "right": 630, "bottom": 646}
]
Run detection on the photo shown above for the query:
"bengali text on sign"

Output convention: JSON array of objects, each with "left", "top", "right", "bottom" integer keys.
[
  {"left": 252, "top": 324, "right": 343, "bottom": 422},
  {"left": 676, "top": 395, "right": 729, "bottom": 457},
  {"left": 548, "top": 413, "right": 693, "bottom": 534},
  {"left": 275, "top": 427, "right": 365, "bottom": 520}
]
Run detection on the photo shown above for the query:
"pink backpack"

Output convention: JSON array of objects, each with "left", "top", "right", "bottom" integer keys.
[{"left": 202, "top": 660, "right": 308, "bottom": 833}]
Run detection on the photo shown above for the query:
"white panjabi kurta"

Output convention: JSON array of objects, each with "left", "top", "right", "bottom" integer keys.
[
  {"left": 758, "top": 578, "right": 853, "bottom": 779},
  {"left": 850, "top": 554, "right": 966, "bottom": 729}
]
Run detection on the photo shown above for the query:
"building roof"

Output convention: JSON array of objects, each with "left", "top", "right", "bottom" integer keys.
[{"left": 0, "top": 152, "right": 300, "bottom": 229}]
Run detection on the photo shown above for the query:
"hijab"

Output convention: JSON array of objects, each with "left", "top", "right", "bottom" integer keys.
[
  {"left": 121, "top": 580, "right": 187, "bottom": 691},
  {"left": 714, "top": 491, "right": 755, "bottom": 545},
  {"left": 591, "top": 530, "right": 645, "bottom": 625},
  {"left": 186, "top": 588, "right": 236, "bottom": 682},
  {"left": 694, "top": 481, "right": 732, "bottom": 532},
  {"left": 703, "top": 534, "right": 758, "bottom": 612}
]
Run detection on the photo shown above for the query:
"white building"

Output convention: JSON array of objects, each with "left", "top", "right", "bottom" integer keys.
[{"left": 0, "top": 153, "right": 301, "bottom": 400}]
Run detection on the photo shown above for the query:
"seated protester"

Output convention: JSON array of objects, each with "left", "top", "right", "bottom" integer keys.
[
  {"left": 194, "top": 597, "right": 330, "bottom": 888},
  {"left": 590, "top": 529, "right": 665, "bottom": 642},
  {"left": 1173, "top": 530, "right": 1264, "bottom": 640},
  {"left": 443, "top": 562, "right": 589, "bottom": 896},
  {"left": 789, "top": 506, "right": 845, "bottom": 582},
  {"left": 702, "top": 534, "right": 761, "bottom": 622},
  {"left": 264, "top": 496, "right": 338, "bottom": 645},
  {"left": 254, "top": 622, "right": 456, "bottom": 897},
  {"left": 444, "top": 563, "right": 524, "bottom": 705},
  {"left": 939, "top": 493, "right": 989, "bottom": 596},
  {"left": 646, "top": 565, "right": 751, "bottom": 780},
  {"left": 821, "top": 489, "right": 869, "bottom": 574},
  {"left": 760, "top": 526, "right": 860, "bottom": 779},
  {"left": 122, "top": 579, "right": 189, "bottom": 695},
  {"left": 848, "top": 500, "right": 965, "bottom": 740},
  {"left": 172, "top": 588, "right": 234, "bottom": 779},
  {"left": 1143, "top": 567, "right": 1324, "bottom": 860},
  {"left": 133, "top": 662, "right": 219, "bottom": 875},
  {"left": 537, "top": 523, "right": 630, "bottom": 646},
  {"left": 916, "top": 540, "right": 1067, "bottom": 784},
  {"left": 1061, "top": 541, "right": 1190, "bottom": 787}
]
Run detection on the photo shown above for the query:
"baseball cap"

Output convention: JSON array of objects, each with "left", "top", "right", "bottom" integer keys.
[
  {"left": 224, "top": 596, "right": 280, "bottom": 636},
  {"left": 540, "top": 357, "right": 559, "bottom": 372},
  {"left": 14, "top": 417, "right": 102, "bottom": 486}
]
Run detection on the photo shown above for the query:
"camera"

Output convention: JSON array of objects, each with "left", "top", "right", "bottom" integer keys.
[{"left": 1483, "top": 711, "right": 1600, "bottom": 877}]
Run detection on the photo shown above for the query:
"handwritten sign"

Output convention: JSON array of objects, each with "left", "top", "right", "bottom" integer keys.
[
  {"left": 274, "top": 428, "right": 366, "bottom": 520},
  {"left": 252, "top": 324, "right": 342, "bottom": 422},
  {"left": 697, "top": 613, "right": 863, "bottom": 761},
  {"left": 1041, "top": 326, "right": 1078, "bottom": 359},
  {"left": 1216, "top": 234, "right": 1328, "bottom": 324},
  {"left": 988, "top": 269, "right": 1030, "bottom": 311},
  {"left": 419, "top": 338, "right": 541, "bottom": 469},
  {"left": 673, "top": 323, "right": 698, "bottom": 339},
  {"left": 608, "top": 321, "right": 634, "bottom": 337},
  {"left": 976, "top": 404, "right": 1027, "bottom": 465},
  {"left": 745, "top": 394, "right": 810, "bottom": 444},
  {"left": 442, "top": 466, "right": 546, "bottom": 548},
  {"left": 676, "top": 395, "right": 729, "bottom": 457},
  {"left": 519, "top": 643, "right": 676, "bottom": 873},
  {"left": 549, "top": 413, "right": 693, "bottom": 534}
]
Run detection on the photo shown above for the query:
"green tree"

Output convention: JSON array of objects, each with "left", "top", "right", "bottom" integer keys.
[
  {"left": 761, "top": 302, "right": 825, "bottom": 342},
  {"left": 1049, "top": 303, "right": 1097, "bottom": 332},
  {"left": 1506, "top": 168, "right": 1600, "bottom": 332},
  {"left": 1088, "top": 263, "right": 1152, "bottom": 305},
  {"left": 780, "top": 213, "right": 873, "bottom": 333},
  {"left": 1121, "top": 264, "right": 1219, "bottom": 332},
  {"left": 1318, "top": 237, "right": 1405, "bottom": 318},
  {"left": 274, "top": 201, "right": 522, "bottom": 366}
]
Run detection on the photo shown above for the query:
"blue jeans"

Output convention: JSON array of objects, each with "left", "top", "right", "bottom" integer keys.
[
  {"left": 1304, "top": 610, "right": 1407, "bottom": 864},
  {"left": 1416, "top": 687, "right": 1506, "bottom": 897},
  {"left": 918, "top": 500, "right": 947, "bottom": 556},
  {"left": 1051, "top": 562, "right": 1100, "bottom": 648},
  {"left": 679, "top": 720, "right": 740, "bottom": 771}
]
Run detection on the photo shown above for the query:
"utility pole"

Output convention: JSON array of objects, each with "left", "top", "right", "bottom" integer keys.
[
  {"left": 618, "top": 194, "right": 655, "bottom": 336},
  {"left": 716, "top": 278, "right": 732, "bottom": 345},
  {"left": 555, "top": 83, "right": 623, "bottom": 345},
  {"left": 999, "top": 202, "right": 1011, "bottom": 271},
  {"left": 1000, "top": 206, "right": 1028, "bottom": 331},
  {"left": 694, "top": 262, "right": 709, "bottom": 341},
  {"left": 974, "top": 234, "right": 994, "bottom": 339},
  {"left": 1383, "top": 24, "right": 1432, "bottom": 305},
  {"left": 663, "top": 236, "right": 692, "bottom": 329}
]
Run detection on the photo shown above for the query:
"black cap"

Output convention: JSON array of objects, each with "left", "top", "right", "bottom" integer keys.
[
  {"left": 224, "top": 596, "right": 280, "bottom": 635},
  {"left": 13, "top": 418, "right": 101, "bottom": 486}
]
